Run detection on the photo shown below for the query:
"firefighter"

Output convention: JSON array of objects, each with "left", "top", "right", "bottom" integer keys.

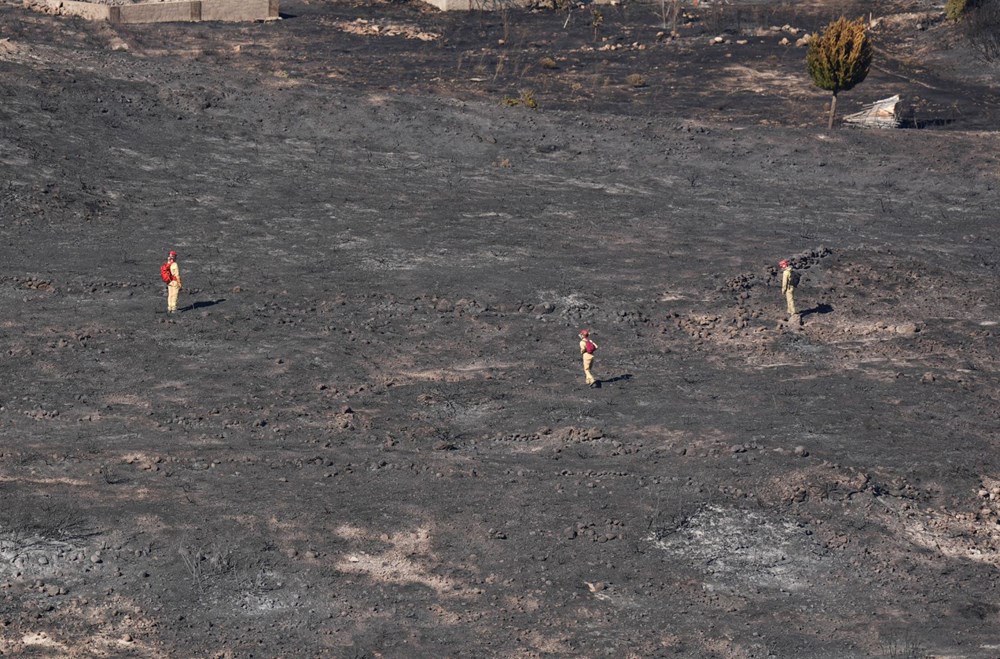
[
  {"left": 163, "top": 250, "right": 182, "bottom": 313},
  {"left": 779, "top": 259, "right": 797, "bottom": 317},
  {"left": 578, "top": 329, "right": 599, "bottom": 388}
]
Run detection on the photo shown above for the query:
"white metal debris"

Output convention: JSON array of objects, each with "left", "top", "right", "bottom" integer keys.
[{"left": 844, "top": 94, "right": 901, "bottom": 128}]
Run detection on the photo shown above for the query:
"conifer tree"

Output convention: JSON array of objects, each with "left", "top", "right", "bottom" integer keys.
[{"left": 806, "top": 17, "right": 873, "bottom": 129}]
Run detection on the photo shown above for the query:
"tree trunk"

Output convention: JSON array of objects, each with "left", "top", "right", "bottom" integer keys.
[{"left": 827, "top": 93, "right": 838, "bottom": 130}]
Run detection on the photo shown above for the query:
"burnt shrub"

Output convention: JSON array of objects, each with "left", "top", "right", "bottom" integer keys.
[{"left": 965, "top": 0, "right": 1000, "bottom": 62}]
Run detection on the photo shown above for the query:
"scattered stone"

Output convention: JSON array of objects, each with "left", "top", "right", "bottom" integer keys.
[
  {"left": 794, "top": 446, "right": 809, "bottom": 458},
  {"left": 90, "top": 553, "right": 103, "bottom": 564},
  {"left": 921, "top": 372, "right": 936, "bottom": 384}
]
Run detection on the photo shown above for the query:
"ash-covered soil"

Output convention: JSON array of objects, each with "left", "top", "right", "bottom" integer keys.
[{"left": 1, "top": 0, "right": 999, "bottom": 656}]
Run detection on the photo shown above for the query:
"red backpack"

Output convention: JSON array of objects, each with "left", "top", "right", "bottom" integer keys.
[
  {"left": 584, "top": 339, "right": 597, "bottom": 354},
  {"left": 160, "top": 262, "right": 173, "bottom": 283}
]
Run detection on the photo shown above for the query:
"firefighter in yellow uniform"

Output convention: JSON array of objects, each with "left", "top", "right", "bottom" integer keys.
[
  {"left": 578, "top": 329, "right": 599, "bottom": 388},
  {"left": 779, "top": 259, "right": 797, "bottom": 317},
  {"left": 166, "top": 250, "right": 182, "bottom": 313}
]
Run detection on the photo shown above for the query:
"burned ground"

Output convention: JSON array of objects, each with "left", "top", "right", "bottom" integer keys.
[{"left": 1, "top": 0, "right": 999, "bottom": 656}]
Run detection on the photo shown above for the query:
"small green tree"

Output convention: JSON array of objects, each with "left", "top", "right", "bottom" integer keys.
[
  {"left": 945, "top": 0, "right": 968, "bottom": 21},
  {"left": 806, "top": 17, "right": 873, "bottom": 129}
]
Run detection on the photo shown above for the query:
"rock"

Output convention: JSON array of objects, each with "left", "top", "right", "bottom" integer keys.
[
  {"left": 895, "top": 322, "right": 919, "bottom": 336},
  {"left": 779, "top": 37, "right": 790, "bottom": 46},
  {"left": 794, "top": 446, "right": 809, "bottom": 457},
  {"left": 90, "top": 553, "right": 102, "bottom": 564},
  {"left": 564, "top": 527, "right": 577, "bottom": 540},
  {"left": 921, "top": 372, "right": 936, "bottom": 384},
  {"left": 795, "top": 35, "right": 812, "bottom": 47}
]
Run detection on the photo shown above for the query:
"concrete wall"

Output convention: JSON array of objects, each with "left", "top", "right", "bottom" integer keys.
[
  {"left": 117, "top": 1, "right": 201, "bottom": 23},
  {"left": 41, "top": 0, "right": 112, "bottom": 20},
  {"left": 420, "top": 0, "right": 615, "bottom": 10},
  {"left": 29, "top": 0, "right": 278, "bottom": 23},
  {"left": 201, "top": 0, "right": 278, "bottom": 21},
  {"left": 422, "top": 0, "right": 473, "bottom": 9}
]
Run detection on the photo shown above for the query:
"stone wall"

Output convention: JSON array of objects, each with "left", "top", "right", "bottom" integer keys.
[{"left": 24, "top": 0, "right": 279, "bottom": 23}]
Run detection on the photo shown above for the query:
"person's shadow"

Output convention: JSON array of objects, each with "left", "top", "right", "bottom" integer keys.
[
  {"left": 181, "top": 299, "right": 226, "bottom": 312},
  {"left": 800, "top": 303, "right": 833, "bottom": 318},
  {"left": 599, "top": 373, "right": 633, "bottom": 386}
]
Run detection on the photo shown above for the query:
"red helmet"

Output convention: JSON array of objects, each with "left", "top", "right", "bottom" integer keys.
[
  {"left": 579, "top": 329, "right": 590, "bottom": 337},
  {"left": 779, "top": 259, "right": 789, "bottom": 268},
  {"left": 168, "top": 251, "right": 178, "bottom": 258}
]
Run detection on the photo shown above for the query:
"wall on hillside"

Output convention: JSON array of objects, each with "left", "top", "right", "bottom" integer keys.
[{"left": 25, "top": 0, "right": 279, "bottom": 23}]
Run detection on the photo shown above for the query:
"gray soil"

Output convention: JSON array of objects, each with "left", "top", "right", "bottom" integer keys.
[{"left": 1, "top": 0, "right": 999, "bottom": 656}]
